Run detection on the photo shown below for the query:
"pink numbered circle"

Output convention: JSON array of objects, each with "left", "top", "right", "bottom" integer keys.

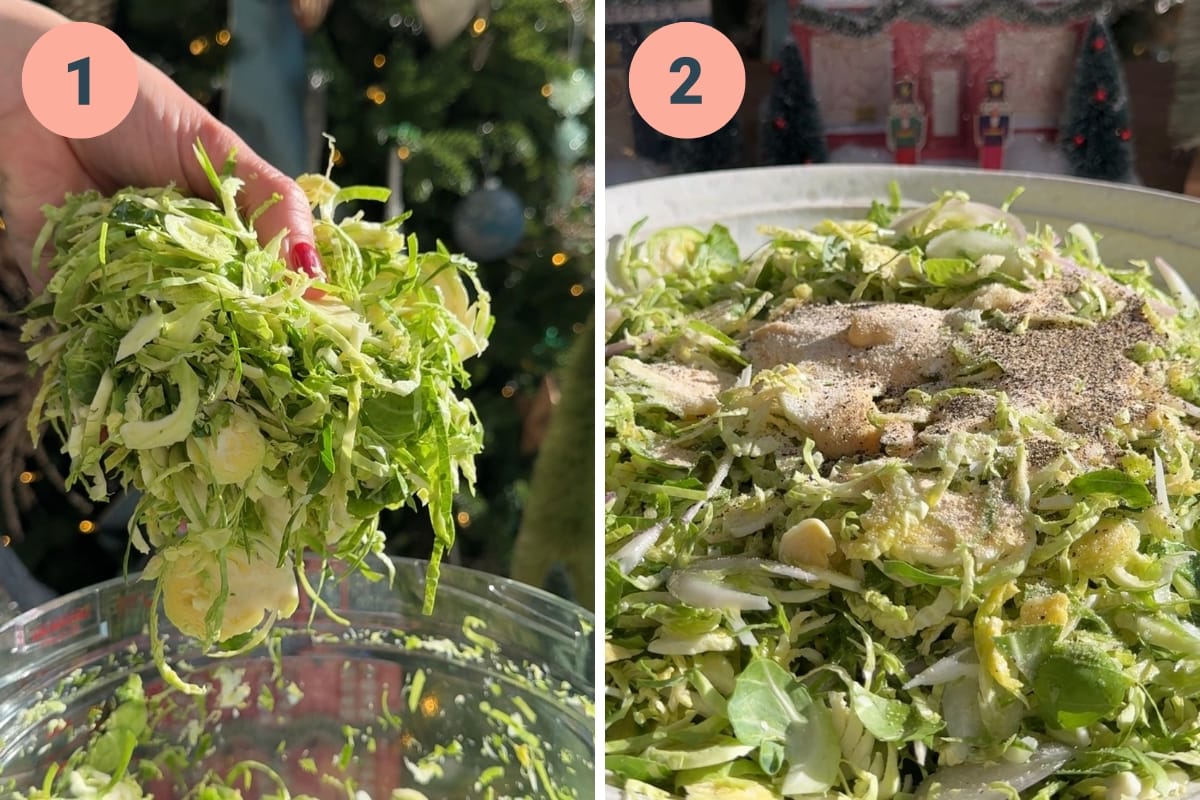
[
  {"left": 627, "top": 22, "right": 746, "bottom": 140},
  {"left": 22, "top": 22, "right": 139, "bottom": 140}
]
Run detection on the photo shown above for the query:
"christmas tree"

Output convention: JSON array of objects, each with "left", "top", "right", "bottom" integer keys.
[
  {"left": 11, "top": 0, "right": 595, "bottom": 594},
  {"left": 1061, "top": 17, "right": 1134, "bottom": 182},
  {"left": 761, "top": 40, "right": 828, "bottom": 166},
  {"left": 295, "top": 0, "right": 598, "bottom": 578},
  {"left": 670, "top": 116, "right": 743, "bottom": 174},
  {"left": 111, "top": 0, "right": 230, "bottom": 112}
]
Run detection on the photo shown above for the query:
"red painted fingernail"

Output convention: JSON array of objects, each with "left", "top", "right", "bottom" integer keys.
[{"left": 289, "top": 242, "right": 324, "bottom": 280}]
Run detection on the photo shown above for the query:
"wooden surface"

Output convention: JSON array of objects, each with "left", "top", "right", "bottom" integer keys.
[{"left": 1186, "top": 149, "right": 1200, "bottom": 197}]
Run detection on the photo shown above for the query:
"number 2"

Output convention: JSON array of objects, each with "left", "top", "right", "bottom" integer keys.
[
  {"left": 669, "top": 56, "right": 701, "bottom": 105},
  {"left": 67, "top": 56, "right": 90, "bottom": 105}
]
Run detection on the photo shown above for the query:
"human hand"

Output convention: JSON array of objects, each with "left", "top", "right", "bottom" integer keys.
[{"left": 0, "top": 0, "right": 325, "bottom": 293}]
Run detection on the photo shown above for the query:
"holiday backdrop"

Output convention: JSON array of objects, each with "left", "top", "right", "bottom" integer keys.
[
  {"left": 789, "top": 12, "right": 1088, "bottom": 162},
  {"left": 2, "top": 0, "right": 595, "bottom": 612},
  {"left": 608, "top": 0, "right": 1184, "bottom": 188}
]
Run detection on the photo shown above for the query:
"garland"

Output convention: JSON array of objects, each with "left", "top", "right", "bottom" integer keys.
[
  {"left": 789, "top": 0, "right": 1144, "bottom": 36},
  {"left": 607, "top": 0, "right": 712, "bottom": 25}
]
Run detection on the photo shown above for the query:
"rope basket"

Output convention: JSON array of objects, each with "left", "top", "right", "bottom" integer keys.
[
  {"left": 48, "top": 0, "right": 117, "bottom": 27},
  {"left": 0, "top": 249, "right": 93, "bottom": 543}
]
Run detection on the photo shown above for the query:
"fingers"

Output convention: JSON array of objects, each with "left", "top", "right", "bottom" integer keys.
[
  {"left": 287, "top": 242, "right": 326, "bottom": 300},
  {"left": 178, "top": 109, "right": 328, "bottom": 298},
  {"left": 177, "top": 102, "right": 328, "bottom": 292},
  {"left": 73, "top": 59, "right": 325, "bottom": 288},
  {"left": 171, "top": 103, "right": 328, "bottom": 299}
]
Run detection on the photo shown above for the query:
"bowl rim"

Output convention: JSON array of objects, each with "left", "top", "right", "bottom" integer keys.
[
  {"left": 0, "top": 553, "right": 592, "bottom": 637},
  {"left": 603, "top": 163, "right": 1200, "bottom": 244}
]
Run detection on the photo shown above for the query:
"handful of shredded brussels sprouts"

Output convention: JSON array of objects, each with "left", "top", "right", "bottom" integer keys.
[
  {"left": 22, "top": 144, "right": 491, "bottom": 685},
  {"left": 605, "top": 187, "right": 1200, "bottom": 799}
]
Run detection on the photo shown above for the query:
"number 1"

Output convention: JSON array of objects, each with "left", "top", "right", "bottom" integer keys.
[{"left": 67, "top": 57, "right": 90, "bottom": 105}]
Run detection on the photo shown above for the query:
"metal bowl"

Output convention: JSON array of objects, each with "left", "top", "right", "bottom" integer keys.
[
  {"left": 604, "top": 165, "right": 1200, "bottom": 285},
  {"left": 0, "top": 557, "right": 595, "bottom": 799}
]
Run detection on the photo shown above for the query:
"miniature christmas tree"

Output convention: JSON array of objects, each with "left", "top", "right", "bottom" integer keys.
[
  {"left": 761, "top": 40, "right": 828, "bottom": 166},
  {"left": 670, "top": 117, "right": 743, "bottom": 174},
  {"left": 1061, "top": 17, "right": 1134, "bottom": 182}
]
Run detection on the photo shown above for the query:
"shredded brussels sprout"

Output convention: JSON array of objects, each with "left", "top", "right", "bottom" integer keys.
[
  {"left": 22, "top": 142, "right": 492, "bottom": 684},
  {"left": 605, "top": 187, "right": 1200, "bottom": 799}
]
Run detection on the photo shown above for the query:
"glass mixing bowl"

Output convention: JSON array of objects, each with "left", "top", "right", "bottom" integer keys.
[{"left": 0, "top": 557, "right": 595, "bottom": 799}]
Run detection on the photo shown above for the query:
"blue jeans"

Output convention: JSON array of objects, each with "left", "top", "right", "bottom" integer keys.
[{"left": 222, "top": 0, "right": 309, "bottom": 178}]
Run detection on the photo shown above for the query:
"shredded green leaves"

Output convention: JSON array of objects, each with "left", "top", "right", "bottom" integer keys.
[
  {"left": 23, "top": 143, "right": 492, "bottom": 674},
  {"left": 605, "top": 188, "right": 1200, "bottom": 798}
]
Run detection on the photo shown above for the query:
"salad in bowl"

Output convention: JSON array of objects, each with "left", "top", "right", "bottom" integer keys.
[{"left": 604, "top": 187, "right": 1200, "bottom": 800}]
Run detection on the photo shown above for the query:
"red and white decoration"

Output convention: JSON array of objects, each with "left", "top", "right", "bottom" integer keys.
[
  {"left": 789, "top": 0, "right": 1088, "bottom": 163},
  {"left": 975, "top": 76, "right": 1013, "bottom": 169},
  {"left": 886, "top": 78, "right": 928, "bottom": 164}
]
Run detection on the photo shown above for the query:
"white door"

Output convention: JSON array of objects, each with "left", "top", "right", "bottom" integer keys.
[{"left": 931, "top": 68, "right": 960, "bottom": 138}]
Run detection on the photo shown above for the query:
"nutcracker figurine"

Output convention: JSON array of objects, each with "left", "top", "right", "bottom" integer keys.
[
  {"left": 975, "top": 77, "right": 1012, "bottom": 170},
  {"left": 885, "top": 79, "right": 926, "bottom": 165}
]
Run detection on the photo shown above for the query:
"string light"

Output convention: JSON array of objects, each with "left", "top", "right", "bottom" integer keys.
[
  {"left": 189, "top": 37, "right": 209, "bottom": 56},
  {"left": 1, "top": 535, "right": 9, "bottom": 547},
  {"left": 79, "top": 520, "right": 95, "bottom": 534},
  {"left": 540, "top": 83, "right": 553, "bottom": 98},
  {"left": 18, "top": 471, "right": 34, "bottom": 484},
  {"left": 569, "top": 284, "right": 584, "bottom": 297},
  {"left": 551, "top": 252, "right": 568, "bottom": 266},
  {"left": 366, "top": 85, "right": 387, "bottom": 105},
  {"left": 471, "top": 17, "right": 487, "bottom": 36},
  {"left": 456, "top": 511, "right": 471, "bottom": 527},
  {"left": 501, "top": 385, "right": 516, "bottom": 398},
  {"left": 420, "top": 694, "right": 441, "bottom": 716},
  {"left": 215, "top": 29, "right": 232, "bottom": 46},
  {"left": 396, "top": 145, "right": 411, "bottom": 161},
  {"left": 373, "top": 53, "right": 386, "bottom": 68}
]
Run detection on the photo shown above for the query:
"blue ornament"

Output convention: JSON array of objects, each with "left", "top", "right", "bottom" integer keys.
[{"left": 452, "top": 181, "right": 525, "bottom": 261}]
